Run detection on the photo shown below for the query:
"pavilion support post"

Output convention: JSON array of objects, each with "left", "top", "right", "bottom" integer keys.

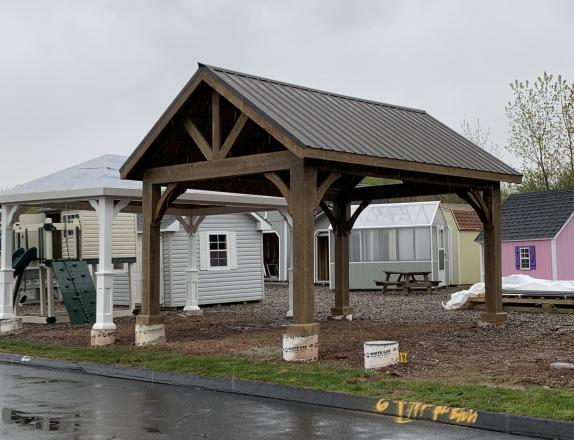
[
  {"left": 283, "top": 160, "right": 319, "bottom": 362},
  {"left": 135, "top": 181, "right": 166, "bottom": 346},
  {"left": 0, "top": 204, "right": 22, "bottom": 334},
  {"left": 89, "top": 197, "right": 117, "bottom": 346},
  {"left": 331, "top": 200, "right": 352, "bottom": 320},
  {"left": 480, "top": 183, "right": 507, "bottom": 325},
  {"left": 177, "top": 215, "right": 205, "bottom": 316}
]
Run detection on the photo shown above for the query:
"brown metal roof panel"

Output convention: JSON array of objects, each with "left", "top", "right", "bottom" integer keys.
[{"left": 206, "top": 65, "right": 520, "bottom": 177}]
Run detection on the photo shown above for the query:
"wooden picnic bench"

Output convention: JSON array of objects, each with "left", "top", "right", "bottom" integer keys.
[{"left": 374, "top": 271, "right": 440, "bottom": 294}]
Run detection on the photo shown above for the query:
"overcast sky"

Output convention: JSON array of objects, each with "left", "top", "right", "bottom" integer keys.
[{"left": 1, "top": 0, "right": 573, "bottom": 188}]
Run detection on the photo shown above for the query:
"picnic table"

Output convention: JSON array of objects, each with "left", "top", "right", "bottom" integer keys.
[{"left": 374, "top": 270, "right": 440, "bottom": 294}]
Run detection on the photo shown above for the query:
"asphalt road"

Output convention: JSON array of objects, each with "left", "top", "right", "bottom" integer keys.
[{"left": 0, "top": 363, "right": 536, "bottom": 440}]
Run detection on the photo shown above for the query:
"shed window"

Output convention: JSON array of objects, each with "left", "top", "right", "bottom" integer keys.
[
  {"left": 350, "top": 229, "right": 391, "bottom": 262},
  {"left": 209, "top": 234, "right": 228, "bottom": 268},
  {"left": 398, "top": 228, "right": 414, "bottom": 260},
  {"left": 199, "top": 231, "right": 237, "bottom": 271},
  {"left": 515, "top": 246, "right": 536, "bottom": 271},
  {"left": 350, "top": 228, "right": 430, "bottom": 262},
  {"left": 414, "top": 228, "right": 431, "bottom": 260},
  {"left": 520, "top": 248, "right": 530, "bottom": 270}
]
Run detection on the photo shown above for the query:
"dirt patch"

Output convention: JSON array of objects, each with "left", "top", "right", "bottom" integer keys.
[{"left": 8, "top": 284, "right": 574, "bottom": 389}]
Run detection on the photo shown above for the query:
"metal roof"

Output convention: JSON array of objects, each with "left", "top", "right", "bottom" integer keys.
[
  {"left": 204, "top": 64, "right": 520, "bottom": 178},
  {"left": 476, "top": 188, "right": 574, "bottom": 242}
]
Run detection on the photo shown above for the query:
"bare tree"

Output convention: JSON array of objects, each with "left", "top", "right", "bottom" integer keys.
[{"left": 461, "top": 118, "right": 501, "bottom": 156}]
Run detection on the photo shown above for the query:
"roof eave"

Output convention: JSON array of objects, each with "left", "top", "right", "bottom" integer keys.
[{"left": 303, "top": 147, "right": 522, "bottom": 184}]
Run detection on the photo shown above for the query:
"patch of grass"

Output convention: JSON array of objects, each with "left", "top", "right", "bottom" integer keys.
[{"left": 1, "top": 339, "right": 573, "bottom": 421}]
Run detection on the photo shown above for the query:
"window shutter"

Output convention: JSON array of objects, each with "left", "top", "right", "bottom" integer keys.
[
  {"left": 529, "top": 245, "right": 536, "bottom": 270},
  {"left": 199, "top": 231, "right": 208, "bottom": 271},
  {"left": 514, "top": 246, "right": 520, "bottom": 270},
  {"left": 229, "top": 231, "right": 238, "bottom": 269}
]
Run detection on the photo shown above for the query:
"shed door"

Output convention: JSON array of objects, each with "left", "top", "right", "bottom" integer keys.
[
  {"left": 316, "top": 232, "right": 330, "bottom": 283},
  {"left": 437, "top": 226, "right": 447, "bottom": 285}
]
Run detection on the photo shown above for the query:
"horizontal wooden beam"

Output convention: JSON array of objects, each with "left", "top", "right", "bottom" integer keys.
[
  {"left": 143, "top": 151, "right": 294, "bottom": 185},
  {"left": 313, "top": 161, "right": 509, "bottom": 190},
  {"left": 342, "top": 182, "right": 451, "bottom": 202},
  {"left": 305, "top": 148, "right": 522, "bottom": 184},
  {"left": 183, "top": 178, "right": 283, "bottom": 198}
]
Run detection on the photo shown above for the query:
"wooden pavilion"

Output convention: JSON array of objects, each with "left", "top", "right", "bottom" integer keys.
[{"left": 120, "top": 64, "right": 521, "bottom": 360}]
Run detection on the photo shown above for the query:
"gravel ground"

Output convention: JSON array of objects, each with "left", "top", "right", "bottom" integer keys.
[{"left": 7, "top": 283, "right": 574, "bottom": 389}]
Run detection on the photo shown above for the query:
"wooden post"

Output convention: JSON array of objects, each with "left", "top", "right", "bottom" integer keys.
[
  {"left": 331, "top": 199, "right": 353, "bottom": 319},
  {"left": 135, "top": 180, "right": 166, "bottom": 345},
  {"left": 481, "top": 183, "right": 507, "bottom": 324},
  {"left": 283, "top": 160, "right": 319, "bottom": 362}
]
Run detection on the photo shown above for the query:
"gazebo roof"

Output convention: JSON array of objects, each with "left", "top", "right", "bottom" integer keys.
[
  {"left": 121, "top": 63, "right": 521, "bottom": 183},
  {"left": 0, "top": 155, "right": 286, "bottom": 214}
]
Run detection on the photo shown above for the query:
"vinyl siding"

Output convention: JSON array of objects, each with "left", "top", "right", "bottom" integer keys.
[
  {"left": 112, "top": 269, "right": 130, "bottom": 305},
  {"left": 141, "top": 213, "right": 264, "bottom": 307},
  {"left": 196, "top": 214, "right": 264, "bottom": 305},
  {"left": 61, "top": 210, "right": 137, "bottom": 260}
]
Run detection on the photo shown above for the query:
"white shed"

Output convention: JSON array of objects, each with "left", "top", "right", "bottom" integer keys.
[
  {"left": 326, "top": 201, "right": 452, "bottom": 290},
  {"left": 136, "top": 213, "right": 271, "bottom": 307}
]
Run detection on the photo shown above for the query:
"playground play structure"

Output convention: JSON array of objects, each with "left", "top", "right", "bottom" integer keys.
[{"left": 11, "top": 217, "right": 99, "bottom": 325}]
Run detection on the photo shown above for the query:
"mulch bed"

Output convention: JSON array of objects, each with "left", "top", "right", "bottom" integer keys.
[{"left": 7, "top": 284, "right": 574, "bottom": 389}]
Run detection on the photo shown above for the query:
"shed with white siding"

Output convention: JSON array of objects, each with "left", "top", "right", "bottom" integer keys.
[{"left": 136, "top": 213, "right": 271, "bottom": 307}]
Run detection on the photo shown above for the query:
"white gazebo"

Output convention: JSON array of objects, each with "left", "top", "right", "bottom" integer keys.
[{"left": 0, "top": 155, "right": 286, "bottom": 345}]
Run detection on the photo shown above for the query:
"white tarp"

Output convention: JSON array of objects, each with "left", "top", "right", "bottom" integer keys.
[{"left": 442, "top": 274, "right": 574, "bottom": 310}]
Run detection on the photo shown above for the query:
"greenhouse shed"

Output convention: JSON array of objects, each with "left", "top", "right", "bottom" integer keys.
[{"left": 324, "top": 201, "right": 451, "bottom": 290}]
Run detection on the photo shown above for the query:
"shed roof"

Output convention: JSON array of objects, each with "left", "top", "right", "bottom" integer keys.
[
  {"left": 121, "top": 64, "right": 521, "bottom": 183},
  {"left": 441, "top": 203, "right": 482, "bottom": 231},
  {"left": 476, "top": 188, "right": 574, "bottom": 242},
  {"left": 350, "top": 201, "right": 440, "bottom": 229}
]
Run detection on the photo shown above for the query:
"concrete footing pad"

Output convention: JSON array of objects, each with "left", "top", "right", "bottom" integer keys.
[
  {"left": 0, "top": 318, "right": 22, "bottom": 335},
  {"left": 135, "top": 324, "right": 166, "bottom": 346},
  {"left": 90, "top": 328, "right": 116, "bottom": 346},
  {"left": 282, "top": 334, "right": 318, "bottom": 362}
]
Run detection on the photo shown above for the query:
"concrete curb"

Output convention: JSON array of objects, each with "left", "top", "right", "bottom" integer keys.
[{"left": 0, "top": 352, "right": 572, "bottom": 439}]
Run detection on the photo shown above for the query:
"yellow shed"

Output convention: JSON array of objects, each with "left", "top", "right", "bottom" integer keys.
[{"left": 441, "top": 204, "right": 482, "bottom": 285}]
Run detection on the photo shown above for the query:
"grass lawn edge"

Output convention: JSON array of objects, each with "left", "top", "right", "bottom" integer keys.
[{"left": 0, "top": 339, "right": 573, "bottom": 423}]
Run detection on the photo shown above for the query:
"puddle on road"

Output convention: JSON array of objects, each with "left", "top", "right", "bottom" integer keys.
[
  {"left": 12, "top": 374, "right": 82, "bottom": 386},
  {"left": 2, "top": 407, "right": 84, "bottom": 432}
]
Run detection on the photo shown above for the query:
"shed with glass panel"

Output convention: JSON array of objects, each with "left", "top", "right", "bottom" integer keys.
[{"left": 320, "top": 201, "right": 451, "bottom": 290}]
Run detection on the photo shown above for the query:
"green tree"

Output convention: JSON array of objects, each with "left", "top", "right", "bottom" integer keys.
[{"left": 506, "top": 72, "right": 574, "bottom": 192}]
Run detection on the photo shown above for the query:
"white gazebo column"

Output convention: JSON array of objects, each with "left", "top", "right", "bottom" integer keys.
[
  {"left": 0, "top": 204, "right": 22, "bottom": 334},
  {"left": 177, "top": 215, "right": 204, "bottom": 315},
  {"left": 89, "top": 198, "right": 129, "bottom": 346}
]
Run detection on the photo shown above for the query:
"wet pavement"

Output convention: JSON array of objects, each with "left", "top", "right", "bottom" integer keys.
[{"left": 0, "top": 363, "right": 536, "bottom": 439}]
